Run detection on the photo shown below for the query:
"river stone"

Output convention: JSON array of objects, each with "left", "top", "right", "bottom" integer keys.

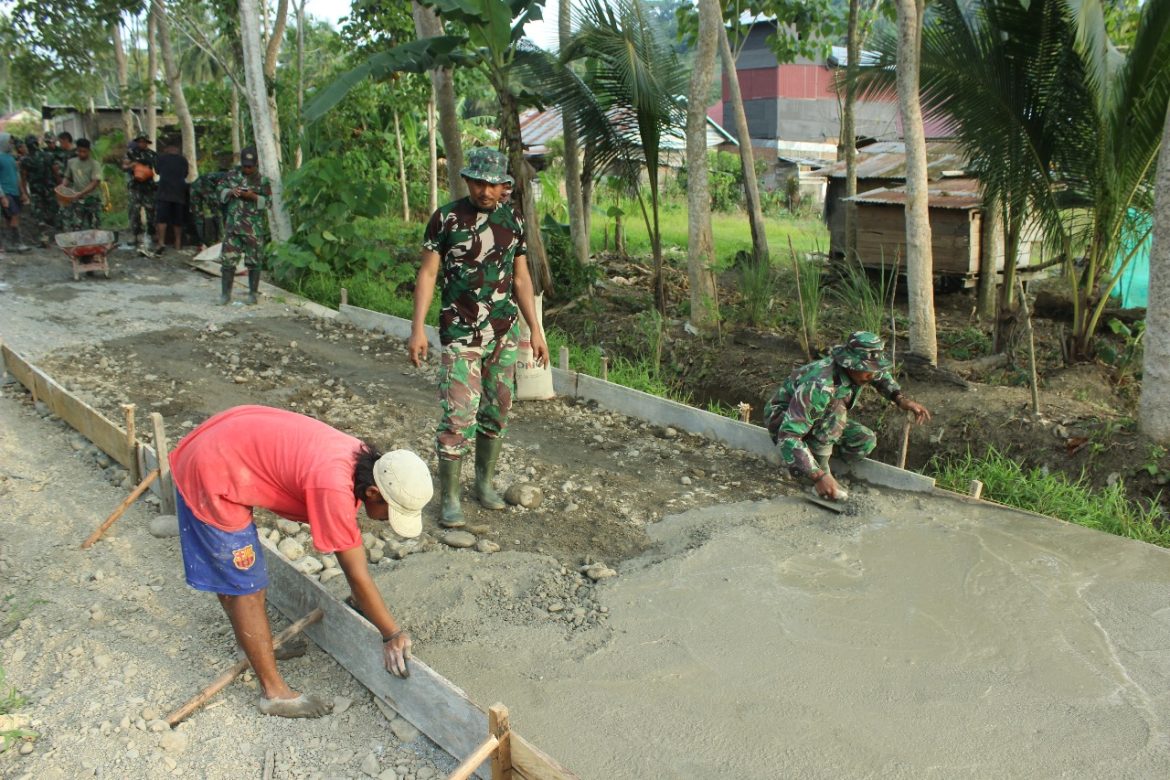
[
  {"left": 160, "top": 730, "right": 189, "bottom": 753},
  {"left": 275, "top": 518, "right": 300, "bottom": 536},
  {"left": 441, "top": 531, "right": 476, "bottom": 549},
  {"left": 320, "top": 568, "right": 345, "bottom": 584},
  {"left": 361, "top": 752, "right": 380, "bottom": 777},
  {"left": 277, "top": 537, "right": 305, "bottom": 561},
  {"left": 504, "top": 483, "right": 543, "bottom": 509},
  {"left": 475, "top": 539, "right": 501, "bottom": 554},
  {"left": 390, "top": 717, "right": 420, "bottom": 743},
  {"left": 148, "top": 514, "right": 180, "bottom": 538},
  {"left": 297, "top": 556, "right": 324, "bottom": 575}
]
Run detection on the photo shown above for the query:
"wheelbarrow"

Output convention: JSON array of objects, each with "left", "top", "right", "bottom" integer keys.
[{"left": 55, "top": 230, "right": 117, "bottom": 281}]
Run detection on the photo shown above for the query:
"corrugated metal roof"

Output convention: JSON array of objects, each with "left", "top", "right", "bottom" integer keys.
[
  {"left": 821, "top": 140, "right": 968, "bottom": 181},
  {"left": 844, "top": 178, "right": 983, "bottom": 209},
  {"left": 519, "top": 106, "right": 737, "bottom": 156}
]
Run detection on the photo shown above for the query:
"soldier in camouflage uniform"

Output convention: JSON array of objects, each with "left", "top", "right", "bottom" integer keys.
[
  {"left": 59, "top": 139, "right": 103, "bottom": 231},
  {"left": 189, "top": 163, "right": 229, "bottom": 250},
  {"left": 763, "top": 331, "right": 931, "bottom": 501},
  {"left": 20, "top": 136, "right": 59, "bottom": 242},
  {"left": 409, "top": 147, "right": 549, "bottom": 527},
  {"left": 53, "top": 132, "right": 75, "bottom": 184},
  {"left": 217, "top": 147, "right": 271, "bottom": 305},
  {"left": 122, "top": 134, "right": 157, "bottom": 248}
]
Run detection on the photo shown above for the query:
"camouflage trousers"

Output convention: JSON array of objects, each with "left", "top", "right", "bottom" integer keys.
[
  {"left": 436, "top": 323, "right": 520, "bottom": 460},
  {"left": 29, "top": 189, "right": 59, "bottom": 232},
  {"left": 128, "top": 186, "right": 155, "bottom": 236},
  {"left": 221, "top": 232, "right": 264, "bottom": 270},
  {"left": 768, "top": 399, "right": 876, "bottom": 477},
  {"left": 61, "top": 198, "right": 101, "bottom": 232}
]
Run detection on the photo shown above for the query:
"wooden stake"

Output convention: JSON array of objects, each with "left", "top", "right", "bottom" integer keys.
[
  {"left": 490, "top": 703, "right": 512, "bottom": 780},
  {"left": 81, "top": 468, "right": 160, "bottom": 549},
  {"left": 788, "top": 236, "right": 810, "bottom": 360},
  {"left": 737, "top": 403, "right": 751, "bottom": 423},
  {"left": 969, "top": 479, "right": 984, "bottom": 500},
  {"left": 897, "top": 415, "right": 912, "bottom": 470},
  {"left": 1015, "top": 275, "right": 1040, "bottom": 417},
  {"left": 165, "top": 607, "right": 325, "bottom": 727},
  {"left": 340, "top": 287, "right": 348, "bottom": 307},
  {"left": 600, "top": 357, "right": 608, "bottom": 382},
  {"left": 122, "top": 403, "right": 139, "bottom": 482},
  {"left": 558, "top": 346, "right": 569, "bottom": 372},
  {"left": 150, "top": 412, "right": 175, "bottom": 515},
  {"left": 262, "top": 749, "right": 275, "bottom": 780}
]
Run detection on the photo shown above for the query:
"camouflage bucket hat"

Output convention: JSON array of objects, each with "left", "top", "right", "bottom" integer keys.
[
  {"left": 460, "top": 147, "right": 513, "bottom": 185},
  {"left": 833, "top": 331, "right": 892, "bottom": 372}
]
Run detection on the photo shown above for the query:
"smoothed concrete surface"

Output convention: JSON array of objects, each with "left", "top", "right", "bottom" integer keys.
[{"left": 385, "top": 486, "right": 1170, "bottom": 779}]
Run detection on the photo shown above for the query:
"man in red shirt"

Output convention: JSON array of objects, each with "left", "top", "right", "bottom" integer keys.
[{"left": 169, "top": 406, "right": 433, "bottom": 718}]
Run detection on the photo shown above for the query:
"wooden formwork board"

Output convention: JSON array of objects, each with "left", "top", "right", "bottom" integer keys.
[
  {"left": 260, "top": 537, "right": 578, "bottom": 780},
  {"left": 2, "top": 343, "right": 135, "bottom": 470}
]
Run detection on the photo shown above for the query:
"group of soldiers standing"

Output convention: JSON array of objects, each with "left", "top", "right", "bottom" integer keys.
[{"left": 2, "top": 131, "right": 81, "bottom": 250}]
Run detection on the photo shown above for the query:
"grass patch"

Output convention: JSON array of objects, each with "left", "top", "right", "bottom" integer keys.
[
  {"left": 545, "top": 327, "right": 687, "bottom": 403},
  {"left": 930, "top": 448, "right": 1170, "bottom": 547}
]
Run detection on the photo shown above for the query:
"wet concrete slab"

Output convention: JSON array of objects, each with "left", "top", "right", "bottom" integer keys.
[{"left": 385, "top": 486, "right": 1170, "bottom": 779}]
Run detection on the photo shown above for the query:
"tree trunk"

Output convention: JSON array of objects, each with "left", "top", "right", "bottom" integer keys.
[
  {"left": 427, "top": 91, "right": 438, "bottom": 214},
  {"left": 263, "top": 0, "right": 289, "bottom": 163},
  {"left": 560, "top": 0, "right": 589, "bottom": 264},
  {"left": 146, "top": 7, "right": 158, "bottom": 145},
  {"left": 230, "top": 85, "right": 242, "bottom": 164},
  {"left": 498, "top": 87, "right": 550, "bottom": 295},
  {"left": 843, "top": 0, "right": 860, "bottom": 260},
  {"left": 393, "top": 109, "right": 410, "bottom": 222},
  {"left": 686, "top": 0, "right": 721, "bottom": 333},
  {"left": 977, "top": 201, "right": 1001, "bottom": 322},
  {"left": 895, "top": 0, "right": 937, "bottom": 365},
  {"left": 111, "top": 21, "right": 134, "bottom": 142},
  {"left": 581, "top": 143, "right": 595, "bottom": 244},
  {"left": 1139, "top": 106, "right": 1170, "bottom": 442},
  {"left": 718, "top": 22, "right": 769, "bottom": 266},
  {"left": 994, "top": 211, "right": 1022, "bottom": 351},
  {"left": 295, "top": 0, "right": 305, "bottom": 169},
  {"left": 153, "top": 1, "right": 198, "bottom": 178},
  {"left": 239, "top": 0, "right": 292, "bottom": 242},
  {"left": 413, "top": 1, "right": 466, "bottom": 201}
]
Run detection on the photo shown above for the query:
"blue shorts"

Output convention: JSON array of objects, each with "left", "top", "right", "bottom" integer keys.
[{"left": 176, "top": 488, "right": 269, "bottom": 596}]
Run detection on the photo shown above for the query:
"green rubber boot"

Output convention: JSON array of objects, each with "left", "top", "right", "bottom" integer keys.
[
  {"left": 246, "top": 269, "right": 261, "bottom": 305},
  {"left": 218, "top": 267, "right": 234, "bottom": 305},
  {"left": 474, "top": 434, "right": 507, "bottom": 510},
  {"left": 438, "top": 457, "right": 465, "bottom": 528}
]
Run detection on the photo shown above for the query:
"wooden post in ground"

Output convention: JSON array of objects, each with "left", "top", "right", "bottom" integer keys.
[
  {"left": 489, "top": 704, "right": 512, "bottom": 780},
  {"left": 151, "top": 412, "right": 176, "bottom": 515},
  {"left": 165, "top": 607, "right": 324, "bottom": 727},
  {"left": 122, "top": 403, "right": 139, "bottom": 482},
  {"left": 600, "top": 357, "right": 609, "bottom": 383},
  {"left": 340, "top": 287, "right": 348, "bottom": 307},
  {"left": 558, "top": 346, "right": 569, "bottom": 372},
  {"left": 897, "top": 414, "right": 912, "bottom": 470},
  {"left": 737, "top": 403, "right": 751, "bottom": 423},
  {"left": 969, "top": 479, "right": 984, "bottom": 500},
  {"left": 82, "top": 468, "right": 160, "bottom": 549},
  {"left": 1015, "top": 275, "right": 1040, "bottom": 417}
]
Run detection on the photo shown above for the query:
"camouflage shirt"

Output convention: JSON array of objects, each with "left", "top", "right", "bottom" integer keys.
[
  {"left": 20, "top": 150, "right": 55, "bottom": 193},
  {"left": 422, "top": 197, "right": 526, "bottom": 347},
  {"left": 126, "top": 147, "right": 158, "bottom": 191},
  {"left": 764, "top": 350, "right": 902, "bottom": 477},
  {"left": 218, "top": 168, "right": 271, "bottom": 241},
  {"left": 190, "top": 171, "right": 228, "bottom": 214}
]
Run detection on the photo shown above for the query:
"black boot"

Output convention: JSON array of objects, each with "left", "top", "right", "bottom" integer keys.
[
  {"left": 246, "top": 269, "right": 261, "bottom": 305},
  {"left": 218, "top": 267, "right": 234, "bottom": 305}
]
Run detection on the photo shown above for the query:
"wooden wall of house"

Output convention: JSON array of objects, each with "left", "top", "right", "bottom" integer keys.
[
  {"left": 853, "top": 203, "right": 982, "bottom": 276},
  {"left": 824, "top": 177, "right": 902, "bottom": 258}
]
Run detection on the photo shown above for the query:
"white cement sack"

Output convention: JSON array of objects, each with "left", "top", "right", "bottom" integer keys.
[
  {"left": 194, "top": 242, "right": 223, "bottom": 262},
  {"left": 516, "top": 294, "right": 555, "bottom": 400}
]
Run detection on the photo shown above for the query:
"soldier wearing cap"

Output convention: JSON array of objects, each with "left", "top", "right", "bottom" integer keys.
[
  {"left": 122, "top": 134, "right": 158, "bottom": 249},
  {"left": 409, "top": 147, "right": 549, "bottom": 527},
  {"left": 217, "top": 146, "right": 271, "bottom": 305},
  {"left": 168, "top": 405, "right": 433, "bottom": 717},
  {"left": 763, "top": 331, "right": 931, "bottom": 500}
]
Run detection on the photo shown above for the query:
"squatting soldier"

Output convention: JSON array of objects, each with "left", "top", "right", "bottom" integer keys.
[
  {"left": 59, "top": 138, "right": 103, "bottom": 231},
  {"left": 217, "top": 147, "right": 271, "bottom": 305},
  {"left": 20, "top": 136, "right": 59, "bottom": 242},
  {"left": 189, "top": 162, "right": 229, "bottom": 250},
  {"left": 408, "top": 147, "right": 549, "bottom": 527},
  {"left": 763, "top": 331, "right": 931, "bottom": 501},
  {"left": 122, "top": 134, "right": 158, "bottom": 249}
]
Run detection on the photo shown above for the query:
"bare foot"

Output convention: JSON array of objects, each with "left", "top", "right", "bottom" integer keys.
[
  {"left": 257, "top": 693, "right": 334, "bottom": 718},
  {"left": 236, "top": 636, "right": 308, "bottom": 662}
]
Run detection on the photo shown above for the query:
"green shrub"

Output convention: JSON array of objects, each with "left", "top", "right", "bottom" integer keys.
[{"left": 542, "top": 215, "right": 600, "bottom": 302}]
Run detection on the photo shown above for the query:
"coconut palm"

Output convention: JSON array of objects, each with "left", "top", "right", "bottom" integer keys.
[{"left": 858, "top": 0, "right": 1170, "bottom": 359}]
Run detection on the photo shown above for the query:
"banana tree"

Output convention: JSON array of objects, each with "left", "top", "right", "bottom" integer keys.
[{"left": 305, "top": 0, "right": 553, "bottom": 293}]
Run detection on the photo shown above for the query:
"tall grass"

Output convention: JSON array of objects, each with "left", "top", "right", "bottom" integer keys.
[
  {"left": 832, "top": 256, "right": 897, "bottom": 336},
  {"left": 792, "top": 257, "right": 824, "bottom": 357},
  {"left": 738, "top": 254, "right": 778, "bottom": 327},
  {"left": 930, "top": 448, "right": 1170, "bottom": 547},
  {"left": 545, "top": 327, "right": 686, "bottom": 402}
]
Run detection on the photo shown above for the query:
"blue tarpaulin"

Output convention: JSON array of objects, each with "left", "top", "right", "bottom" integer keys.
[{"left": 1112, "top": 209, "right": 1152, "bottom": 309}]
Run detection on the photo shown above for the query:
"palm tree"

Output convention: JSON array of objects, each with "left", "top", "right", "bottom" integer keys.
[
  {"left": 1138, "top": 104, "right": 1170, "bottom": 442},
  {"left": 859, "top": 0, "right": 1170, "bottom": 359},
  {"left": 560, "top": 0, "right": 689, "bottom": 313}
]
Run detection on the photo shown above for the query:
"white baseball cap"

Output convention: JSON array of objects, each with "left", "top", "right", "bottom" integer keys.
[{"left": 372, "top": 450, "right": 433, "bottom": 539}]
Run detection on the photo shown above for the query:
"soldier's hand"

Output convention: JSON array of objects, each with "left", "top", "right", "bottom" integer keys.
[
  {"left": 382, "top": 631, "right": 412, "bottom": 679},
  {"left": 815, "top": 473, "right": 846, "bottom": 500},
  {"left": 530, "top": 331, "right": 549, "bottom": 367},
  {"left": 898, "top": 397, "right": 932, "bottom": 424},
  {"left": 408, "top": 331, "right": 428, "bottom": 367}
]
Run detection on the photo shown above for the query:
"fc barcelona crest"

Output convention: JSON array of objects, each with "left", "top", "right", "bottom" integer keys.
[{"left": 232, "top": 544, "right": 256, "bottom": 570}]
